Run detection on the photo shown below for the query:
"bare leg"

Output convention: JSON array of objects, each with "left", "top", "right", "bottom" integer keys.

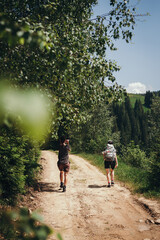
[
  {"left": 106, "top": 169, "right": 110, "bottom": 185},
  {"left": 64, "top": 172, "right": 68, "bottom": 186},
  {"left": 62, "top": 172, "right": 68, "bottom": 192},
  {"left": 111, "top": 169, "right": 114, "bottom": 182},
  {"left": 60, "top": 171, "right": 63, "bottom": 183}
]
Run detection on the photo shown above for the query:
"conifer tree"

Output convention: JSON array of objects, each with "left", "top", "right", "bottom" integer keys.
[
  {"left": 134, "top": 100, "right": 144, "bottom": 144},
  {"left": 145, "top": 91, "right": 153, "bottom": 108},
  {"left": 125, "top": 96, "right": 132, "bottom": 119},
  {"left": 111, "top": 96, "right": 149, "bottom": 147},
  {"left": 141, "top": 114, "right": 148, "bottom": 146},
  {"left": 148, "top": 97, "right": 160, "bottom": 152},
  {"left": 147, "top": 97, "right": 160, "bottom": 189},
  {"left": 123, "top": 112, "right": 131, "bottom": 144}
]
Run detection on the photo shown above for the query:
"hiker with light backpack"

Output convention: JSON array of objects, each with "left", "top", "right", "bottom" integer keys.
[{"left": 102, "top": 140, "right": 118, "bottom": 188}]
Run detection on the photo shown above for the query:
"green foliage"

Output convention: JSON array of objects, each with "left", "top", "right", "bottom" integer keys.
[
  {"left": 148, "top": 96, "right": 160, "bottom": 151},
  {"left": 75, "top": 152, "right": 160, "bottom": 198},
  {"left": 146, "top": 153, "right": 160, "bottom": 191},
  {"left": 0, "top": 13, "right": 47, "bottom": 48},
  {"left": 69, "top": 103, "right": 120, "bottom": 153},
  {"left": 0, "top": 130, "right": 25, "bottom": 205},
  {"left": 0, "top": 207, "right": 53, "bottom": 240},
  {"left": 116, "top": 156, "right": 160, "bottom": 197},
  {"left": 75, "top": 152, "right": 149, "bottom": 193},
  {"left": 116, "top": 159, "right": 149, "bottom": 193},
  {"left": 120, "top": 141, "right": 148, "bottom": 168},
  {"left": 111, "top": 94, "right": 160, "bottom": 195},
  {"left": 0, "top": 0, "right": 138, "bottom": 140},
  {"left": 144, "top": 91, "right": 153, "bottom": 108},
  {"left": 128, "top": 93, "right": 145, "bottom": 108},
  {"left": 144, "top": 91, "right": 160, "bottom": 109},
  {"left": 0, "top": 84, "right": 52, "bottom": 205},
  {"left": 146, "top": 97, "right": 160, "bottom": 190},
  {"left": 112, "top": 95, "right": 148, "bottom": 146},
  {"left": 0, "top": 83, "right": 53, "bottom": 141},
  {"left": 0, "top": 127, "right": 40, "bottom": 205}
]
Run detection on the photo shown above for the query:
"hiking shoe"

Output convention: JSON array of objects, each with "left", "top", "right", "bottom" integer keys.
[
  {"left": 63, "top": 185, "right": 66, "bottom": 192},
  {"left": 111, "top": 181, "right": 114, "bottom": 186},
  {"left": 107, "top": 183, "right": 111, "bottom": 188},
  {"left": 60, "top": 182, "right": 64, "bottom": 188}
]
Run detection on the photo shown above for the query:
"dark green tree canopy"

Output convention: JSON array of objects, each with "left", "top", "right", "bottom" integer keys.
[{"left": 112, "top": 95, "right": 148, "bottom": 147}]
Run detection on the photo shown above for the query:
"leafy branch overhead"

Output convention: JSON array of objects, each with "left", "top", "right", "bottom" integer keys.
[{"left": 0, "top": 0, "right": 138, "bottom": 136}]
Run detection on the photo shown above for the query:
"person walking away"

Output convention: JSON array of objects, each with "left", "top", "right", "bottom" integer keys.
[
  {"left": 102, "top": 140, "right": 118, "bottom": 188},
  {"left": 57, "top": 136, "right": 71, "bottom": 192}
]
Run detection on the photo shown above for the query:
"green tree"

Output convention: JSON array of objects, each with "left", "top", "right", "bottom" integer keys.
[
  {"left": 134, "top": 99, "right": 148, "bottom": 145},
  {"left": 148, "top": 97, "right": 160, "bottom": 153},
  {"left": 0, "top": 0, "right": 138, "bottom": 140},
  {"left": 69, "top": 102, "right": 120, "bottom": 153},
  {"left": 121, "top": 141, "right": 148, "bottom": 168},
  {"left": 123, "top": 112, "right": 131, "bottom": 144},
  {"left": 111, "top": 96, "right": 149, "bottom": 147},
  {"left": 147, "top": 97, "right": 160, "bottom": 190},
  {"left": 0, "top": 0, "right": 141, "bottom": 203},
  {"left": 144, "top": 91, "right": 153, "bottom": 108}
]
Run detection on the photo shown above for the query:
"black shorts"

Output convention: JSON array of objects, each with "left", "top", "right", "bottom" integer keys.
[{"left": 104, "top": 160, "right": 116, "bottom": 169}]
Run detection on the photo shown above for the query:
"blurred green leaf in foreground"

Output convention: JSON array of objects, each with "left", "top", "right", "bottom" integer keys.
[
  {"left": 0, "top": 207, "right": 53, "bottom": 240},
  {"left": 0, "top": 82, "right": 54, "bottom": 141}
]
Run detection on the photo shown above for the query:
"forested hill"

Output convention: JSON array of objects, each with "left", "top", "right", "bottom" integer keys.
[
  {"left": 111, "top": 90, "right": 160, "bottom": 147},
  {"left": 128, "top": 93, "right": 145, "bottom": 108},
  {"left": 128, "top": 90, "right": 160, "bottom": 108}
]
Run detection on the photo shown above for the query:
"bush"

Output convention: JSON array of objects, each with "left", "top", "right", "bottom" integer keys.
[
  {"left": 0, "top": 127, "right": 40, "bottom": 205},
  {"left": 22, "top": 139, "right": 40, "bottom": 186},
  {"left": 120, "top": 141, "right": 148, "bottom": 168},
  {"left": 0, "top": 131, "right": 26, "bottom": 205},
  {"left": 68, "top": 103, "right": 120, "bottom": 154},
  {"left": 0, "top": 207, "right": 53, "bottom": 240},
  {"left": 147, "top": 152, "right": 160, "bottom": 190}
]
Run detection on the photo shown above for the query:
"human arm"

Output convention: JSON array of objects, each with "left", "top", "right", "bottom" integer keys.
[
  {"left": 102, "top": 150, "right": 105, "bottom": 160},
  {"left": 115, "top": 155, "right": 118, "bottom": 168},
  {"left": 65, "top": 139, "right": 71, "bottom": 151}
]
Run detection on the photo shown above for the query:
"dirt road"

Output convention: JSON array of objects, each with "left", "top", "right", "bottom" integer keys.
[{"left": 33, "top": 151, "right": 160, "bottom": 240}]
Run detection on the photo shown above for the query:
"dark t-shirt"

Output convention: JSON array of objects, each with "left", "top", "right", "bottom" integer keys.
[{"left": 58, "top": 144, "right": 70, "bottom": 164}]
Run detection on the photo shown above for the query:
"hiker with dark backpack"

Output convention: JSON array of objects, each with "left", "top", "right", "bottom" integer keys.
[
  {"left": 102, "top": 140, "right": 118, "bottom": 188},
  {"left": 57, "top": 136, "right": 71, "bottom": 192}
]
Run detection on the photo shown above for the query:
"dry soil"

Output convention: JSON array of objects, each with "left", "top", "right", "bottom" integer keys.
[{"left": 29, "top": 151, "right": 160, "bottom": 240}]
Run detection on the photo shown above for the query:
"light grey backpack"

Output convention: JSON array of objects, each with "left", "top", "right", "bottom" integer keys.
[{"left": 102, "top": 144, "right": 116, "bottom": 161}]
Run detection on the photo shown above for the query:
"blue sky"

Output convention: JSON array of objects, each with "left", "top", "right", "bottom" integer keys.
[{"left": 92, "top": 0, "right": 160, "bottom": 93}]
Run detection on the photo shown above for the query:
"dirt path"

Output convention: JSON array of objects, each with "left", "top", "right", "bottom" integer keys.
[{"left": 33, "top": 151, "right": 160, "bottom": 240}]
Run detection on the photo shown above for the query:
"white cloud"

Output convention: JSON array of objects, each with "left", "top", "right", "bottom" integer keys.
[{"left": 126, "top": 82, "right": 147, "bottom": 94}]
